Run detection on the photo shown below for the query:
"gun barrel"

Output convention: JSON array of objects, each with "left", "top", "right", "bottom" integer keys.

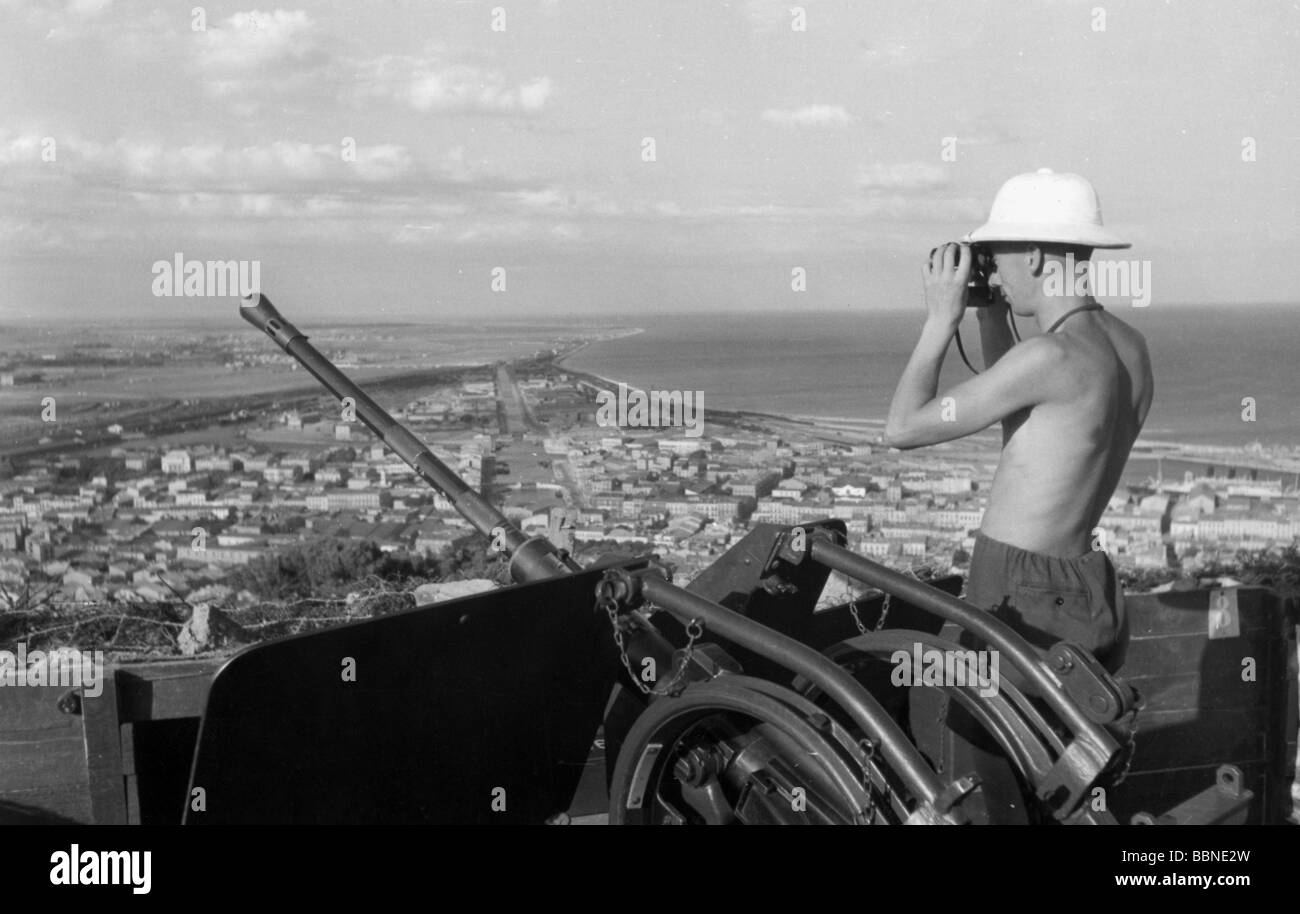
[{"left": 240, "top": 293, "right": 575, "bottom": 583}]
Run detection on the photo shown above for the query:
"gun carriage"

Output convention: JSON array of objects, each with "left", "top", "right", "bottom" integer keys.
[{"left": 1, "top": 294, "right": 1294, "bottom": 826}]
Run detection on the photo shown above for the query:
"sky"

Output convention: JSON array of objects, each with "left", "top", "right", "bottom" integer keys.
[{"left": 0, "top": 0, "right": 1297, "bottom": 324}]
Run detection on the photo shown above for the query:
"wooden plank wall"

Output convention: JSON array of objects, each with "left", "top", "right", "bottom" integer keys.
[
  {"left": 0, "top": 679, "right": 93, "bottom": 823},
  {"left": 1107, "top": 586, "right": 1299, "bottom": 823},
  {"left": 0, "top": 657, "right": 221, "bottom": 824}
]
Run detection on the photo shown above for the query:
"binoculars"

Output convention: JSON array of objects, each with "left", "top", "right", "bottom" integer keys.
[{"left": 966, "top": 243, "right": 997, "bottom": 306}]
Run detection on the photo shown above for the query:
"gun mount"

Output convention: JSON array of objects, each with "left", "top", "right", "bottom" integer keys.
[
  {"left": 183, "top": 292, "right": 1288, "bottom": 825},
  {"left": 0, "top": 293, "right": 1291, "bottom": 826}
]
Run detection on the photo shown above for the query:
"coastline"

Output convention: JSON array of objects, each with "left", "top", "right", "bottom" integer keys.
[
  {"left": 560, "top": 345, "right": 1174, "bottom": 448},
  {"left": 553, "top": 335, "right": 1300, "bottom": 476},
  {"left": 557, "top": 333, "right": 889, "bottom": 437}
]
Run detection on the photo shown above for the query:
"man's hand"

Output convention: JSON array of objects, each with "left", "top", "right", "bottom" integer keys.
[{"left": 923, "top": 242, "right": 971, "bottom": 328}]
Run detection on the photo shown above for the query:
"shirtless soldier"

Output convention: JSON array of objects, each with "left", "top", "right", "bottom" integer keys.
[{"left": 884, "top": 168, "right": 1153, "bottom": 822}]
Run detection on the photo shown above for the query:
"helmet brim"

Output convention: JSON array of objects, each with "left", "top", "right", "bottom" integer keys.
[{"left": 962, "top": 221, "right": 1131, "bottom": 249}]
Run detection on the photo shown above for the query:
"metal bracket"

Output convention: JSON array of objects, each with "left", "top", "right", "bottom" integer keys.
[
  {"left": 596, "top": 561, "right": 671, "bottom": 612},
  {"left": 932, "top": 775, "right": 981, "bottom": 817},
  {"left": 1131, "top": 765, "right": 1254, "bottom": 825},
  {"left": 1036, "top": 736, "right": 1113, "bottom": 820},
  {"left": 1207, "top": 588, "right": 1241, "bottom": 640},
  {"left": 758, "top": 574, "right": 799, "bottom": 597},
  {"left": 1046, "top": 642, "right": 1134, "bottom": 725},
  {"left": 904, "top": 802, "right": 965, "bottom": 825},
  {"left": 57, "top": 688, "right": 82, "bottom": 716},
  {"left": 677, "top": 643, "right": 743, "bottom": 681},
  {"left": 770, "top": 521, "right": 845, "bottom": 571}
]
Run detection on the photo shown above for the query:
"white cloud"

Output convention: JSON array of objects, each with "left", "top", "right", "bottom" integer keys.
[
  {"left": 196, "top": 9, "right": 316, "bottom": 71},
  {"left": 190, "top": 9, "right": 336, "bottom": 108},
  {"left": 951, "top": 117, "right": 1021, "bottom": 147},
  {"left": 0, "top": 134, "right": 977, "bottom": 255},
  {"left": 0, "top": 134, "right": 47, "bottom": 164},
  {"left": 855, "top": 162, "right": 952, "bottom": 192},
  {"left": 508, "top": 187, "right": 567, "bottom": 209},
  {"left": 739, "top": 0, "right": 795, "bottom": 34},
  {"left": 517, "top": 77, "right": 555, "bottom": 111},
  {"left": 761, "top": 105, "right": 856, "bottom": 128},
  {"left": 857, "top": 32, "right": 978, "bottom": 69},
  {"left": 0, "top": 130, "right": 560, "bottom": 249},
  {"left": 845, "top": 194, "right": 987, "bottom": 222},
  {"left": 858, "top": 38, "right": 918, "bottom": 67},
  {"left": 357, "top": 55, "right": 554, "bottom": 115},
  {"left": 0, "top": 134, "right": 515, "bottom": 218},
  {"left": 1, "top": 0, "right": 116, "bottom": 40},
  {"left": 0, "top": 136, "right": 422, "bottom": 190}
]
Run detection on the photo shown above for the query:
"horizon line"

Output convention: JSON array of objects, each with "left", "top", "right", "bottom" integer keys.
[{"left": 1, "top": 300, "right": 1295, "bottom": 329}]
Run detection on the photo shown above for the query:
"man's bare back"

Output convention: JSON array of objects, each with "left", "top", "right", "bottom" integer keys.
[{"left": 980, "top": 309, "right": 1153, "bottom": 557}]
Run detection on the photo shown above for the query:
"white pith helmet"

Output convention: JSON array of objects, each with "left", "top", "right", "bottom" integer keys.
[{"left": 963, "top": 168, "right": 1130, "bottom": 249}]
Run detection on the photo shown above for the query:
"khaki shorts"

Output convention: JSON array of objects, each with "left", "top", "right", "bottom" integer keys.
[{"left": 962, "top": 530, "right": 1128, "bottom": 673}]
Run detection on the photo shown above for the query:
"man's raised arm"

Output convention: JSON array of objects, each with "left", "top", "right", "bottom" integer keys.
[
  {"left": 884, "top": 243, "right": 1063, "bottom": 450},
  {"left": 885, "top": 332, "right": 1062, "bottom": 449}
]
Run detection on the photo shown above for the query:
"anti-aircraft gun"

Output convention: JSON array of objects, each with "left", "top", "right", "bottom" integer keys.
[{"left": 168, "top": 294, "right": 1293, "bottom": 825}]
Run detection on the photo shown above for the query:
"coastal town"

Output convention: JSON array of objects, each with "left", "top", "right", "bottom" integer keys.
[{"left": 2, "top": 347, "right": 1299, "bottom": 618}]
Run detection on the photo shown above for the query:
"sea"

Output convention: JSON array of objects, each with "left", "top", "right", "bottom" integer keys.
[{"left": 562, "top": 304, "right": 1300, "bottom": 454}]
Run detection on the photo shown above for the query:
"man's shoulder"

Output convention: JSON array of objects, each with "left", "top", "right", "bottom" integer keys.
[
  {"left": 1008, "top": 332, "right": 1072, "bottom": 364},
  {"left": 1004, "top": 332, "right": 1096, "bottom": 396},
  {"left": 1101, "top": 309, "right": 1150, "bottom": 351}
]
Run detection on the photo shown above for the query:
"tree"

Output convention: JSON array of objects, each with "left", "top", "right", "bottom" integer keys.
[
  {"left": 1117, "top": 544, "right": 1300, "bottom": 604},
  {"left": 435, "top": 534, "right": 511, "bottom": 584},
  {"left": 230, "top": 538, "right": 431, "bottom": 600}
]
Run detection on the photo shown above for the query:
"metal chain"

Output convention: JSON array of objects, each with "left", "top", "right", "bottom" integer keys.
[
  {"left": 846, "top": 591, "right": 886, "bottom": 824},
  {"left": 858, "top": 736, "right": 878, "bottom": 824},
  {"left": 847, "top": 595, "right": 867, "bottom": 636},
  {"left": 848, "top": 590, "right": 891, "bottom": 636},
  {"left": 1110, "top": 699, "right": 1141, "bottom": 787},
  {"left": 597, "top": 585, "right": 702, "bottom": 698},
  {"left": 845, "top": 559, "right": 924, "bottom": 636}
]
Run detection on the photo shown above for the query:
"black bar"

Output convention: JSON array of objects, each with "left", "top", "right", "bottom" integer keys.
[{"left": 7, "top": 824, "right": 1284, "bottom": 894}]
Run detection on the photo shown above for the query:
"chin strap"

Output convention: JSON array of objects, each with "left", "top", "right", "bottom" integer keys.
[
  {"left": 1045, "top": 301, "right": 1104, "bottom": 334},
  {"left": 955, "top": 307, "right": 1021, "bottom": 375}
]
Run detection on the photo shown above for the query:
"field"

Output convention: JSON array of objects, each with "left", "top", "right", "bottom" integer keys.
[{"left": 0, "top": 320, "right": 611, "bottom": 453}]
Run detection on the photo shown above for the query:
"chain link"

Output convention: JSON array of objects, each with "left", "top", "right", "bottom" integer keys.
[
  {"left": 858, "top": 736, "right": 878, "bottom": 824},
  {"left": 1109, "top": 697, "right": 1141, "bottom": 787},
  {"left": 845, "top": 559, "right": 929, "bottom": 635},
  {"left": 598, "top": 584, "right": 702, "bottom": 698},
  {"left": 843, "top": 588, "right": 887, "bottom": 824},
  {"left": 848, "top": 590, "right": 892, "bottom": 636},
  {"left": 847, "top": 595, "right": 867, "bottom": 636}
]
